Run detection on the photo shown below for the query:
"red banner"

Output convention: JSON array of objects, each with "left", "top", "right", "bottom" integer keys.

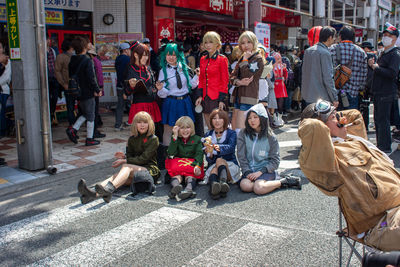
[
  {"left": 165, "top": 158, "right": 205, "bottom": 179},
  {"left": 158, "top": 0, "right": 233, "bottom": 15},
  {"left": 157, "top": 18, "right": 175, "bottom": 43}
]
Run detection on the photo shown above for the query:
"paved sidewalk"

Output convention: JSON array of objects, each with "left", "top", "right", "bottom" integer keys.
[{"left": 0, "top": 109, "right": 131, "bottom": 188}]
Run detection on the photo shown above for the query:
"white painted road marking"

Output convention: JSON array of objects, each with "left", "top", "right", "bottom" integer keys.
[
  {"left": 184, "top": 223, "right": 289, "bottom": 266},
  {"left": 29, "top": 207, "right": 201, "bottom": 267},
  {"left": 0, "top": 194, "right": 130, "bottom": 248}
]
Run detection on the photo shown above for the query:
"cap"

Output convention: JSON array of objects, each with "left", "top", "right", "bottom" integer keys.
[
  {"left": 87, "top": 43, "right": 97, "bottom": 55},
  {"left": 141, "top": 38, "right": 150, "bottom": 44},
  {"left": 119, "top": 42, "right": 130, "bottom": 50},
  {"left": 360, "top": 41, "right": 373, "bottom": 49},
  {"left": 383, "top": 24, "right": 399, "bottom": 37},
  {"left": 301, "top": 100, "right": 336, "bottom": 122}
]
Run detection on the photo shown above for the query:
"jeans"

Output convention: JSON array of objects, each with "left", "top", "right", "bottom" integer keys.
[
  {"left": 65, "top": 93, "right": 78, "bottom": 125},
  {"left": 114, "top": 88, "right": 125, "bottom": 128},
  {"left": 374, "top": 94, "right": 397, "bottom": 152},
  {"left": 0, "top": 93, "right": 9, "bottom": 136}
]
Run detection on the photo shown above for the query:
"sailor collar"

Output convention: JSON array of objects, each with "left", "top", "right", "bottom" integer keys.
[{"left": 130, "top": 63, "right": 151, "bottom": 82}]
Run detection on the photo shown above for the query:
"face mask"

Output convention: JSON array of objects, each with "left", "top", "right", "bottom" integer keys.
[
  {"left": 382, "top": 36, "right": 393, "bottom": 47},
  {"left": 225, "top": 51, "right": 231, "bottom": 55},
  {"left": 378, "top": 48, "right": 384, "bottom": 53}
]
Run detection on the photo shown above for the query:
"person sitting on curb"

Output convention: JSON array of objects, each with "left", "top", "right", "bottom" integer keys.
[
  {"left": 237, "top": 103, "right": 301, "bottom": 195},
  {"left": 299, "top": 100, "right": 400, "bottom": 251},
  {"left": 77, "top": 111, "right": 160, "bottom": 204},
  {"left": 165, "top": 116, "right": 204, "bottom": 200}
]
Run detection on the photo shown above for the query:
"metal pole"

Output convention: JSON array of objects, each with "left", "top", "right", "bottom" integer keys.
[
  {"left": 353, "top": 0, "right": 357, "bottom": 25},
  {"left": 245, "top": 0, "right": 249, "bottom": 30},
  {"left": 328, "top": 0, "right": 332, "bottom": 25},
  {"left": 33, "top": 0, "right": 56, "bottom": 174},
  {"left": 342, "top": 1, "right": 345, "bottom": 22}
]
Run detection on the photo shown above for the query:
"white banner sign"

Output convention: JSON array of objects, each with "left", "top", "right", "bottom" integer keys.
[
  {"left": 44, "top": 0, "right": 93, "bottom": 12},
  {"left": 378, "top": 0, "right": 392, "bottom": 11},
  {"left": 254, "top": 21, "right": 271, "bottom": 56}
]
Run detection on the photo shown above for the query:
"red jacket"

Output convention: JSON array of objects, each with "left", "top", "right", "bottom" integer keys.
[{"left": 199, "top": 52, "right": 229, "bottom": 101}]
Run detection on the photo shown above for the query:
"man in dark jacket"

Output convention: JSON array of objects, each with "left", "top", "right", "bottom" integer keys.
[
  {"left": 66, "top": 36, "right": 101, "bottom": 146},
  {"left": 369, "top": 24, "right": 400, "bottom": 153}
]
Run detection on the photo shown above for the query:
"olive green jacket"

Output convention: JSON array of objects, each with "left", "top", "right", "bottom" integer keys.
[
  {"left": 167, "top": 135, "right": 204, "bottom": 167},
  {"left": 127, "top": 134, "right": 160, "bottom": 178}
]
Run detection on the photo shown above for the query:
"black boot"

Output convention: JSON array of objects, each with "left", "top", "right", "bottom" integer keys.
[
  {"left": 77, "top": 179, "right": 97, "bottom": 204},
  {"left": 95, "top": 181, "right": 116, "bottom": 203},
  {"left": 218, "top": 165, "right": 230, "bottom": 194},
  {"left": 157, "top": 145, "right": 167, "bottom": 170},
  {"left": 280, "top": 175, "right": 301, "bottom": 190},
  {"left": 168, "top": 184, "right": 183, "bottom": 199}
]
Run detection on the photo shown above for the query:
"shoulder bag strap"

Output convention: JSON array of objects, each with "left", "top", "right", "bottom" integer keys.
[
  {"left": 346, "top": 47, "right": 355, "bottom": 68},
  {"left": 336, "top": 45, "right": 341, "bottom": 66}
]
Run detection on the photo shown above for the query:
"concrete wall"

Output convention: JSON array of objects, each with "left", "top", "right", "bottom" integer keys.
[{"left": 93, "top": 0, "right": 143, "bottom": 34}]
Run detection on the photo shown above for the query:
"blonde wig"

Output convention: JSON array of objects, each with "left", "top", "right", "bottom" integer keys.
[
  {"left": 175, "top": 116, "right": 195, "bottom": 137},
  {"left": 238, "top": 31, "right": 259, "bottom": 53},
  {"left": 202, "top": 31, "right": 222, "bottom": 49},
  {"left": 131, "top": 111, "right": 155, "bottom": 137}
]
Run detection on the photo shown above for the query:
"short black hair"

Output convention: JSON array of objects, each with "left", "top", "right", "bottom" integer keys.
[
  {"left": 319, "top": 26, "right": 336, "bottom": 43},
  {"left": 61, "top": 38, "right": 73, "bottom": 52},
  {"left": 339, "top": 26, "right": 355, "bottom": 42}
]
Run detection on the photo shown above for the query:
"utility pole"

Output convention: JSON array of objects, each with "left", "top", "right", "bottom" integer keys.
[
  {"left": 8, "top": 0, "right": 52, "bottom": 171},
  {"left": 248, "top": 0, "right": 261, "bottom": 31}
]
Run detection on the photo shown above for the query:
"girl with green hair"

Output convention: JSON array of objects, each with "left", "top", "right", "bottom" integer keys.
[{"left": 157, "top": 43, "right": 199, "bottom": 147}]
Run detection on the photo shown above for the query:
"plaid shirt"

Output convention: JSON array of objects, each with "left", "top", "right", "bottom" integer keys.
[
  {"left": 47, "top": 48, "right": 56, "bottom": 78},
  {"left": 330, "top": 42, "right": 368, "bottom": 97}
]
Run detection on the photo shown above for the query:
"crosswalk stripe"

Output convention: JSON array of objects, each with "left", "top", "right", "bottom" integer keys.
[
  {"left": 184, "top": 223, "right": 289, "bottom": 266},
  {"left": 28, "top": 207, "right": 201, "bottom": 267},
  {"left": 0, "top": 193, "right": 131, "bottom": 248},
  {"left": 279, "top": 140, "right": 301, "bottom": 148},
  {"left": 279, "top": 160, "right": 299, "bottom": 169}
]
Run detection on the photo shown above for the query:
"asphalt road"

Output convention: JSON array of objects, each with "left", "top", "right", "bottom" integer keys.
[{"left": 0, "top": 116, "right": 395, "bottom": 267}]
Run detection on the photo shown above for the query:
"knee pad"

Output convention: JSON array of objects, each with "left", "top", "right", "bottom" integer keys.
[{"left": 130, "top": 170, "right": 155, "bottom": 196}]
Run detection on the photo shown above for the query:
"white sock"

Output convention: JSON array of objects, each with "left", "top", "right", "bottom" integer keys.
[
  {"left": 87, "top": 121, "right": 94, "bottom": 139},
  {"left": 73, "top": 116, "right": 86, "bottom": 131}
]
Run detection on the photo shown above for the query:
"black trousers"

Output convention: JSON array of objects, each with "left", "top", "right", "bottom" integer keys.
[{"left": 373, "top": 94, "right": 397, "bottom": 152}]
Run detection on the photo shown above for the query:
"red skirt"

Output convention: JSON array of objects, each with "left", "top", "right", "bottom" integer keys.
[
  {"left": 274, "top": 80, "right": 288, "bottom": 99},
  {"left": 165, "top": 158, "right": 204, "bottom": 179},
  {"left": 128, "top": 102, "right": 161, "bottom": 124}
]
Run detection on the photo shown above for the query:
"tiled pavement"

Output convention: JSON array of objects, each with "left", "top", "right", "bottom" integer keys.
[{"left": 0, "top": 109, "right": 131, "bottom": 188}]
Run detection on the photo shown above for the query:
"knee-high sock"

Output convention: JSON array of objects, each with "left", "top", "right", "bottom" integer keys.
[
  {"left": 218, "top": 165, "right": 227, "bottom": 182},
  {"left": 185, "top": 177, "right": 196, "bottom": 191},
  {"left": 73, "top": 115, "right": 86, "bottom": 131},
  {"left": 171, "top": 178, "right": 180, "bottom": 188},
  {"left": 87, "top": 121, "right": 94, "bottom": 139}
]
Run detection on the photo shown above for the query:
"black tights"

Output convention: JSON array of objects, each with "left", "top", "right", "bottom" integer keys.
[{"left": 277, "top": 98, "right": 285, "bottom": 113}]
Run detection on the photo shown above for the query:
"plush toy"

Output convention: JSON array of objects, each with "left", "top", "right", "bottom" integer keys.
[{"left": 201, "top": 136, "right": 213, "bottom": 149}]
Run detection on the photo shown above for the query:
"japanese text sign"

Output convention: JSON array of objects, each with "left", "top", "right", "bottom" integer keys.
[
  {"left": 254, "top": 21, "right": 270, "bottom": 56},
  {"left": 6, "top": 0, "right": 20, "bottom": 60}
]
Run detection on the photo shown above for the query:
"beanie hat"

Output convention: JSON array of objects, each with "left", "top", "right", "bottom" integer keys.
[
  {"left": 130, "top": 170, "right": 155, "bottom": 196},
  {"left": 248, "top": 103, "right": 268, "bottom": 119}
]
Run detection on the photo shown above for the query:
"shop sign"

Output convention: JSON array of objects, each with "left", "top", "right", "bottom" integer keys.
[
  {"left": 254, "top": 21, "right": 270, "bottom": 56},
  {"left": 45, "top": 8, "right": 64, "bottom": 26},
  {"left": 275, "top": 27, "right": 288, "bottom": 41},
  {"left": 355, "top": 28, "right": 363, "bottom": 37},
  {"left": 158, "top": 18, "right": 174, "bottom": 43},
  {"left": 0, "top": 4, "right": 6, "bottom": 22},
  {"left": 378, "top": 0, "right": 392, "bottom": 11},
  {"left": 285, "top": 15, "right": 301, "bottom": 27},
  {"left": 6, "top": 0, "right": 20, "bottom": 60},
  {"left": 44, "top": 0, "right": 93, "bottom": 12},
  {"left": 157, "top": 0, "right": 233, "bottom": 16},
  {"left": 95, "top": 33, "right": 143, "bottom": 68}
]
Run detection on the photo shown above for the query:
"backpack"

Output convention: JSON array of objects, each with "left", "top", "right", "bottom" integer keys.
[{"left": 66, "top": 57, "right": 86, "bottom": 97}]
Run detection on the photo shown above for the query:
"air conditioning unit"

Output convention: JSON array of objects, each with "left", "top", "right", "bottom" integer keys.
[{"left": 357, "top": 6, "right": 370, "bottom": 18}]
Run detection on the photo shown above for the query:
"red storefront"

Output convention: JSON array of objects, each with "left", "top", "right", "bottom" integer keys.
[{"left": 145, "top": 0, "right": 300, "bottom": 50}]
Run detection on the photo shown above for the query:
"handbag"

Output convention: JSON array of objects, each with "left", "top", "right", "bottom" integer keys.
[
  {"left": 66, "top": 57, "right": 86, "bottom": 97},
  {"left": 334, "top": 45, "right": 353, "bottom": 89}
]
